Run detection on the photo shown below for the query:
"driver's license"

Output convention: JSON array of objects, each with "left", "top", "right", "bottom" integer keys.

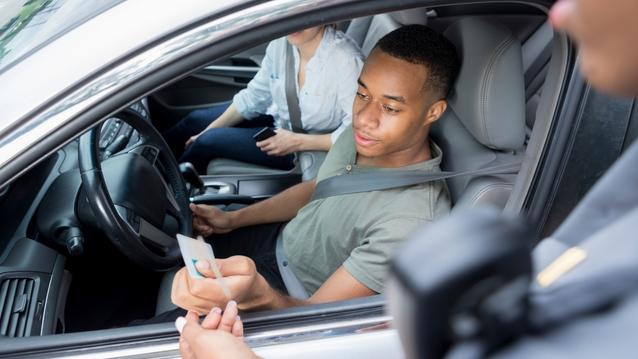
[{"left": 176, "top": 234, "right": 231, "bottom": 298}]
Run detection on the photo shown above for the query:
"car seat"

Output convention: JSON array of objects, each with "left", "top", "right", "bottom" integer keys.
[{"left": 430, "top": 17, "right": 526, "bottom": 209}]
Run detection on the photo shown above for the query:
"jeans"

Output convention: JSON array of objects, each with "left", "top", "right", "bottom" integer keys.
[{"left": 162, "top": 102, "right": 294, "bottom": 173}]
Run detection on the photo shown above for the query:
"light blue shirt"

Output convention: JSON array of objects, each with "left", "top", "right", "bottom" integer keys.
[{"left": 233, "top": 27, "right": 364, "bottom": 143}]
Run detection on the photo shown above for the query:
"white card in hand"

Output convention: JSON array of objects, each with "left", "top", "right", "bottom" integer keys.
[
  {"left": 175, "top": 234, "right": 231, "bottom": 299},
  {"left": 176, "top": 234, "right": 215, "bottom": 279}
]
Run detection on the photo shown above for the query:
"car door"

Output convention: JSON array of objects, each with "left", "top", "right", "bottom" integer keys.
[{"left": 148, "top": 44, "right": 266, "bottom": 130}]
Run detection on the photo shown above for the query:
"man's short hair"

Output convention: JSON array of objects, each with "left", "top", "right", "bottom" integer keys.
[{"left": 374, "top": 24, "right": 460, "bottom": 99}]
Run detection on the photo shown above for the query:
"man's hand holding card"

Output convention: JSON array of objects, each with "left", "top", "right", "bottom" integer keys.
[{"left": 172, "top": 234, "right": 272, "bottom": 314}]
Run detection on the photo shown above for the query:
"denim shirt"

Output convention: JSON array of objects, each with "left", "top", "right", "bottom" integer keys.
[{"left": 233, "top": 27, "right": 364, "bottom": 143}]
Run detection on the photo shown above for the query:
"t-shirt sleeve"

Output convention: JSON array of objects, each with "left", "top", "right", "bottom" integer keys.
[
  {"left": 316, "top": 125, "right": 354, "bottom": 182},
  {"left": 233, "top": 40, "right": 278, "bottom": 119},
  {"left": 343, "top": 217, "right": 427, "bottom": 293},
  {"left": 330, "top": 55, "right": 364, "bottom": 143}
]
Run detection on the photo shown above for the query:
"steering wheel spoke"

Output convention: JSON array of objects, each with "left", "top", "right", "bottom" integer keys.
[
  {"left": 128, "top": 144, "right": 160, "bottom": 165},
  {"left": 138, "top": 218, "right": 176, "bottom": 254},
  {"left": 115, "top": 205, "right": 175, "bottom": 254}
]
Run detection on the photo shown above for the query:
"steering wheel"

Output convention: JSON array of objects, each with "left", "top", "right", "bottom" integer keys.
[{"left": 79, "top": 109, "right": 192, "bottom": 271}]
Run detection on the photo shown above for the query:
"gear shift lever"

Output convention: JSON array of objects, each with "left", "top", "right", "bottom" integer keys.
[{"left": 179, "top": 162, "right": 204, "bottom": 190}]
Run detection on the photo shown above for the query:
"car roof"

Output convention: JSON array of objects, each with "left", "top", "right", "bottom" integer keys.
[
  {"left": 0, "top": 0, "right": 242, "bottom": 136},
  {"left": 0, "top": 0, "right": 124, "bottom": 74}
]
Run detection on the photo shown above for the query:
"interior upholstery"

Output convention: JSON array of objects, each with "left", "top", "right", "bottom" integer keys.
[
  {"left": 431, "top": 17, "right": 526, "bottom": 209},
  {"left": 346, "top": 9, "right": 429, "bottom": 56},
  {"left": 206, "top": 158, "right": 292, "bottom": 175}
]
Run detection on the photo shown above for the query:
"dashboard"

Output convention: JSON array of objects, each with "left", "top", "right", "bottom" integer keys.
[{"left": 0, "top": 99, "right": 153, "bottom": 338}]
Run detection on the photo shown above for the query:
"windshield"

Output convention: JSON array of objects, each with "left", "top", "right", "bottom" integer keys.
[{"left": 0, "top": 0, "right": 123, "bottom": 73}]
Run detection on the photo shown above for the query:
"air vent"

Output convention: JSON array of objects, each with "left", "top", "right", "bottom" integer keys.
[{"left": 0, "top": 278, "right": 36, "bottom": 337}]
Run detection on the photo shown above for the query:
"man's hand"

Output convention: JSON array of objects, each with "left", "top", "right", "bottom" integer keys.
[
  {"left": 256, "top": 129, "right": 300, "bottom": 156},
  {"left": 191, "top": 203, "right": 236, "bottom": 236},
  {"left": 171, "top": 255, "right": 272, "bottom": 314},
  {"left": 176, "top": 301, "right": 258, "bottom": 359}
]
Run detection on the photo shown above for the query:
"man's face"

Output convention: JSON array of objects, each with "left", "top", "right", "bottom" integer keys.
[
  {"left": 551, "top": 0, "right": 638, "bottom": 96},
  {"left": 353, "top": 49, "right": 443, "bottom": 167}
]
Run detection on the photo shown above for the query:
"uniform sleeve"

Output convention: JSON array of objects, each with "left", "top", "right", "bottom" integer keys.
[
  {"left": 343, "top": 217, "right": 427, "bottom": 293},
  {"left": 233, "top": 40, "right": 278, "bottom": 119},
  {"left": 330, "top": 55, "right": 364, "bottom": 143}
]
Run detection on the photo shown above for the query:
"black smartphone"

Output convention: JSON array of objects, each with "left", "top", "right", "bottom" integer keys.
[{"left": 252, "top": 127, "right": 277, "bottom": 142}]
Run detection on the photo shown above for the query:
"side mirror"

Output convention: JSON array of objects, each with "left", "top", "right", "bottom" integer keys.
[{"left": 387, "top": 206, "right": 534, "bottom": 359}]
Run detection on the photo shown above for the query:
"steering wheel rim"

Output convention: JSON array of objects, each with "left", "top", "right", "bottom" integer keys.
[{"left": 79, "top": 109, "right": 192, "bottom": 271}]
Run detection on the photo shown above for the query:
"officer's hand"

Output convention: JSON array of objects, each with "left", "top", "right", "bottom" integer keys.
[{"left": 176, "top": 302, "right": 258, "bottom": 359}]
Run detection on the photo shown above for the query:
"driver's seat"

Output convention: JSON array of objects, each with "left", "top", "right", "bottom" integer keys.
[{"left": 156, "top": 268, "right": 179, "bottom": 315}]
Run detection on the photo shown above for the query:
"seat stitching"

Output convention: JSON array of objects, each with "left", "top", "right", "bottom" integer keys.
[{"left": 480, "top": 34, "right": 516, "bottom": 148}]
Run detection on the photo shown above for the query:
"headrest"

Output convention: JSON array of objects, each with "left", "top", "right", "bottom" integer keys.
[
  {"left": 389, "top": 8, "right": 428, "bottom": 26},
  {"left": 443, "top": 18, "right": 526, "bottom": 150}
]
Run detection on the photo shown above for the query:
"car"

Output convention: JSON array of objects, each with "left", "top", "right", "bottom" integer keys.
[{"left": 1, "top": 0, "right": 636, "bottom": 358}]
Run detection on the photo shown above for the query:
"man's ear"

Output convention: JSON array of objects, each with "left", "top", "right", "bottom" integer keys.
[{"left": 423, "top": 100, "right": 448, "bottom": 126}]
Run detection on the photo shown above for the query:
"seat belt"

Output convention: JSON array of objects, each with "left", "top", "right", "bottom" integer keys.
[
  {"left": 312, "top": 161, "right": 521, "bottom": 201},
  {"left": 285, "top": 43, "right": 306, "bottom": 134},
  {"left": 285, "top": 43, "right": 327, "bottom": 180}
]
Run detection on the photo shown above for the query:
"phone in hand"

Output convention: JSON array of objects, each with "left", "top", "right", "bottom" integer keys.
[{"left": 252, "top": 127, "right": 277, "bottom": 142}]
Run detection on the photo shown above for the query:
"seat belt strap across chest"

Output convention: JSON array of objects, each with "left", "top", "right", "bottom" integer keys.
[
  {"left": 285, "top": 43, "right": 307, "bottom": 134},
  {"left": 311, "top": 161, "right": 521, "bottom": 201}
]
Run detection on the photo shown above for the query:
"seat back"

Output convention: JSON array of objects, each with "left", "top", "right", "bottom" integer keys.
[
  {"left": 347, "top": 9, "right": 429, "bottom": 56},
  {"left": 431, "top": 18, "right": 526, "bottom": 209}
]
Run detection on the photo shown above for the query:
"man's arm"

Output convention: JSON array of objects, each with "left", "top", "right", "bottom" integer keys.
[
  {"left": 231, "top": 179, "right": 315, "bottom": 227},
  {"left": 260, "top": 266, "right": 376, "bottom": 310},
  {"left": 172, "top": 257, "right": 375, "bottom": 313},
  {"left": 191, "top": 180, "right": 316, "bottom": 235}
]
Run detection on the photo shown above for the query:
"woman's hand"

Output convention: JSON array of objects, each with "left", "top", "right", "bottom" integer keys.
[
  {"left": 256, "top": 129, "right": 301, "bottom": 156},
  {"left": 185, "top": 132, "right": 202, "bottom": 148}
]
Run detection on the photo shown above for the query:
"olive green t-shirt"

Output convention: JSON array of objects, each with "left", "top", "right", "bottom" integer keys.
[{"left": 282, "top": 126, "right": 451, "bottom": 294}]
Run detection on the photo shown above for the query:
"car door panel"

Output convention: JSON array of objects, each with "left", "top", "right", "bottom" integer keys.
[{"left": 148, "top": 44, "right": 267, "bottom": 117}]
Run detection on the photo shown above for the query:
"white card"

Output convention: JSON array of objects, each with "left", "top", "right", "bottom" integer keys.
[
  {"left": 176, "top": 234, "right": 216, "bottom": 279},
  {"left": 176, "top": 234, "right": 231, "bottom": 298}
]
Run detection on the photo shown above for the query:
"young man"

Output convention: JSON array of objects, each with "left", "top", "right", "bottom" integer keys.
[{"left": 170, "top": 24, "right": 459, "bottom": 314}]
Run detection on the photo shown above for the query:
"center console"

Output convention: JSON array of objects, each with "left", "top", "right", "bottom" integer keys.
[{"left": 188, "top": 171, "right": 301, "bottom": 205}]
